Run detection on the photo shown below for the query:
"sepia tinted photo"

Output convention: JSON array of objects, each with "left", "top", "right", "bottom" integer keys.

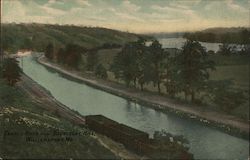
[{"left": 0, "top": 0, "right": 249, "bottom": 159}]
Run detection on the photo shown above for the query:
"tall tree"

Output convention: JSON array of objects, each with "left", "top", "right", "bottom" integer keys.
[
  {"left": 2, "top": 58, "right": 22, "bottom": 86},
  {"left": 56, "top": 47, "right": 66, "bottom": 64},
  {"left": 111, "top": 42, "right": 138, "bottom": 87},
  {"left": 64, "top": 44, "right": 83, "bottom": 69},
  {"left": 149, "top": 40, "right": 166, "bottom": 94},
  {"left": 175, "top": 40, "right": 215, "bottom": 102},
  {"left": 45, "top": 42, "right": 54, "bottom": 60},
  {"left": 164, "top": 55, "right": 179, "bottom": 97}
]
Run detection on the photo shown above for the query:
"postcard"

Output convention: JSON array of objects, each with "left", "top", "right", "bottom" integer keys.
[{"left": 0, "top": 0, "right": 249, "bottom": 159}]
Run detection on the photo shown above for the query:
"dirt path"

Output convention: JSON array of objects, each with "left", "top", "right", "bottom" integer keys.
[{"left": 38, "top": 55, "right": 249, "bottom": 136}]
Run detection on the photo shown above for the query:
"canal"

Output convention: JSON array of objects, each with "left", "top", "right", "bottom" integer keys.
[{"left": 20, "top": 55, "right": 249, "bottom": 159}]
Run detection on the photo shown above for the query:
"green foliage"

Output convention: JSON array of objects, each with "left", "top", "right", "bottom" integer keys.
[
  {"left": 164, "top": 56, "right": 180, "bottom": 97},
  {"left": 174, "top": 40, "right": 215, "bottom": 102},
  {"left": 2, "top": 23, "right": 138, "bottom": 52},
  {"left": 64, "top": 44, "right": 83, "bottom": 69},
  {"left": 217, "top": 43, "right": 233, "bottom": 56},
  {"left": 206, "top": 80, "right": 247, "bottom": 113},
  {"left": 111, "top": 38, "right": 167, "bottom": 90},
  {"left": 86, "top": 49, "right": 99, "bottom": 71},
  {"left": 152, "top": 130, "right": 193, "bottom": 159},
  {"left": 110, "top": 42, "right": 139, "bottom": 86},
  {"left": 149, "top": 40, "right": 167, "bottom": 93},
  {"left": 2, "top": 58, "right": 22, "bottom": 86},
  {"left": 94, "top": 64, "right": 107, "bottom": 79},
  {"left": 183, "top": 28, "right": 250, "bottom": 44},
  {"left": 55, "top": 44, "right": 84, "bottom": 69},
  {"left": 45, "top": 43, "right": 54, "bottom": 60},
  {"left": 56, "top": 47, "right": 66, "bottom": 64}
]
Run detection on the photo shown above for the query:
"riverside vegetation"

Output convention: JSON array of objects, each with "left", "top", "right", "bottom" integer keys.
[
  {"left": 2, "top": 23, "right": 249, "bottom": 120},
  {"left": 1, "top": 23, "right": 197, "bottom": 159}
]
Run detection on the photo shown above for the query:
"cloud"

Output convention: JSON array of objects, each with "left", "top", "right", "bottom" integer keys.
[
  {"left": 76, "top": 0, "right": 91, "bottom": 7},
  {"left": 2, "top": 0, "right": 248, "bottom": 33},
  {"left": 151, "top": 4, "right": 199, "bottom": 21},
  {"left": 40, "top": 5, "right": 66, "bottom": 16},
  {"left": 168, "top": 0, "right": 201, "bottom": 9},
  {"left": 226, "top": 0, "right": 248, "bottom": 12},
  {"left": 121, "top": 0, "right": 141, "bottom": 12},
  {"left": 115, "top": 12, "right": 144, "bottom": 22}
]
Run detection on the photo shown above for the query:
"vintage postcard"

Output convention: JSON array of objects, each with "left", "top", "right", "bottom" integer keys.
[{"left": 0, "top": 0, "right": 249, "bottom": 159}]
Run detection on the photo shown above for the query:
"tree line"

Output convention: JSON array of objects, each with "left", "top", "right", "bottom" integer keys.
[
  {"left": 110, "top": 38, "right": 246, "bottom": 112},
  {"left": 110, "top": 38, "right": 215, "bottom": 101},
  {"left": 43, "top": 38, "right": 246, "bottom": 113},
  {"left": 183, "top": 29, "right": 250, "bottom": 44}
]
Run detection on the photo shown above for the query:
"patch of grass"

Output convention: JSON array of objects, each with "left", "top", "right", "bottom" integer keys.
[
  {"left": 209, "top": 65, "right": 249, "bottom": 90},
  {"left": 208, "top": 54, "right": 250, "bottom": 66}
]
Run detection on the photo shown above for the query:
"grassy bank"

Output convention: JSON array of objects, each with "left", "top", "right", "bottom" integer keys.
[{"left": 0, "top": 80, "right": 117, "bottom": 159}]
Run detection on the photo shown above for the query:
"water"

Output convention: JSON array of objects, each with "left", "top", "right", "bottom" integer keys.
[
  {"left": 157, "top": 37, "right": 222, "bottom": 52},
  {"left": 21, "top": 55, "right": 249, "bottom": 159}
]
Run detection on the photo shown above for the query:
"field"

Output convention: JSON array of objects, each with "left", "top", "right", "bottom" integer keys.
[
  {"left": 0, "top": 80, "right": 117, "bottom": 159},
  {"left": 210, "top": 65, "right": 249, "bottom": 90}
]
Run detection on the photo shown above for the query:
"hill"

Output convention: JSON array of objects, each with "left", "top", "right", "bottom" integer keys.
[
  {"left": 201, "top": 27, "right": 250, "bottom": 34},
  {"left": 183, "top": 27, "right": 250, "bottom": 44},
  {"left": 2, "top": 23, "right": 140, "bottom": 53}
]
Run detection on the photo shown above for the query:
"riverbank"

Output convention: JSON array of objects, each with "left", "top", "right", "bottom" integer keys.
[
  {"left": 0, "top": 78, "right": 120, "bottom": 159},
  {"left": 37, "top": 55, "right": 249, "bottom": 139}
]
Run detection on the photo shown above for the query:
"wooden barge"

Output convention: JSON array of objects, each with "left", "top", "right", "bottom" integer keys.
[{"left": 85, "top": 115, "right": 193, "bottom": 159}]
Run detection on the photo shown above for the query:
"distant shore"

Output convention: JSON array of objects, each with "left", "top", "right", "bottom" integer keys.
[{"left": 37, "top": 55, "right": 249, "bottom": 139}]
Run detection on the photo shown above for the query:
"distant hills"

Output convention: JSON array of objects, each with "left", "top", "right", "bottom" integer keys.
[
  {"left": 146, "top": 27, "right": 250, "bottom": 40},
  {"left": 2, "top": 23, "right": 141, "bottom": 53},
  {"left": 183, "top": 27, "right": 250, "bottom": 44},
  {"left": 201, "top": 27, "right": 250, "bottom": 34},
  {"left": 146, "top": 32, "right": 185, "bottom": 39}
]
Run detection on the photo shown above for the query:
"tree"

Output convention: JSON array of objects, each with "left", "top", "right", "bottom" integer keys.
[
  {"left": 94, "top": 64, "right": 107, "bottom": 79},
  {"left": 86, "top": 49, "right": 99, "bottom": 71},
  {"left": 175, "top": 40, "right": 215, "bottom": 102},
  {"left": 2, "top": 58, "right": 22, "bottom": 86},
  {"left": 64, "top": 44, "right": 83, "bottom": 69},
  {"left": 56, "top": 47, "right": 66, "bottom": 64},
  {"left": 206, "top": 80, "right": 246, "bottom": 113},
  {"left": 45, "top": 43, "right": 54, "bottom": 60},
  {"left": 132, "top": 37, "right": 151, "bottom": 90},
  {"left": 149, "top": 40, "right": 166, "bottom": 94},
  {"left": 110, "top": 42, "right": 138, "bottom": 87},
  {"left": 240, "top": 29, "right": 250, "bottom": 44},
  {"left": 217, "top": 43, "right": 232, "bottom": 56},
  {"left": 164, "top": 56, "right": 180, "bottom": 97}
]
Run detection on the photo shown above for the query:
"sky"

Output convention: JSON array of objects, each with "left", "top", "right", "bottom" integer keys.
[{"left": 2, "top": 0, "right": 249, "bottom": 33}]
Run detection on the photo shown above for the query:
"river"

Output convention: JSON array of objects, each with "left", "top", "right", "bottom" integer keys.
[
  {"left": 20, "top": 55, "right": 249, "bottom": 159},
  {"left": 149, "top": 37, "right": 244, "bottom": 52},
  {"left": 158, "top": 37, "right": 222, "bottom": 52}
]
